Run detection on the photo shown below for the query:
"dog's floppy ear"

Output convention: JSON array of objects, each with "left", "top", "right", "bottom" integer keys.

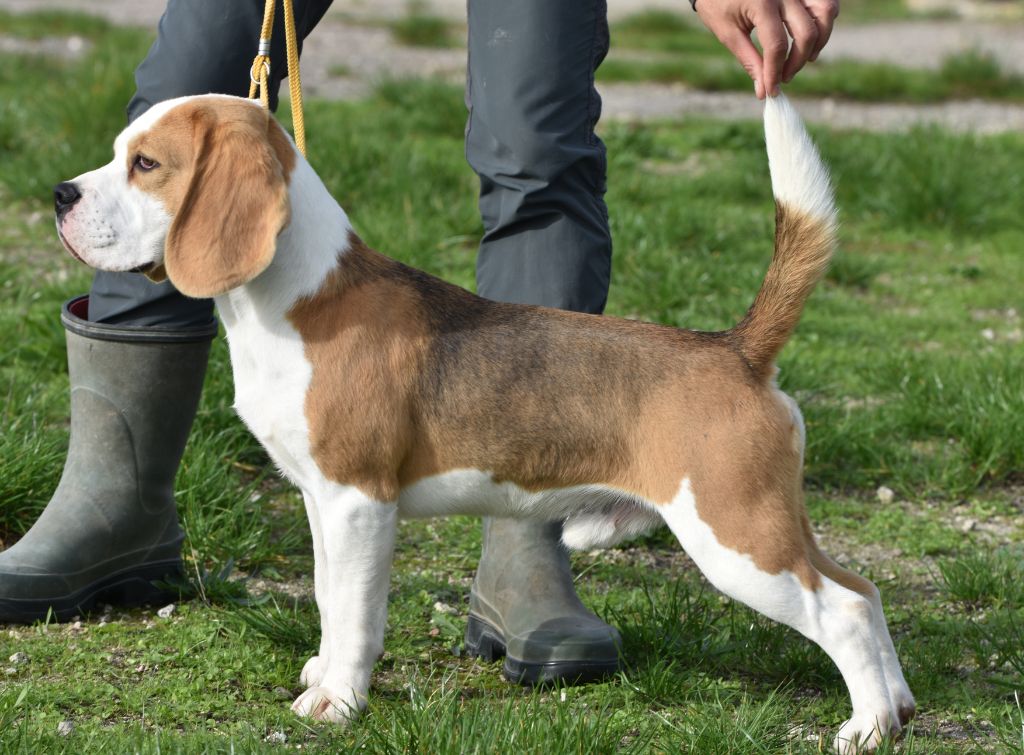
[{"left": 164, "top": 104, "right": 292, "bottom": 298}]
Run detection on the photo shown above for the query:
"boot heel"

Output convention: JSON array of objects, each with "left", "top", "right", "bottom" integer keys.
[{"left": 464, "top": 615, "right": 507, "bottom": 662}]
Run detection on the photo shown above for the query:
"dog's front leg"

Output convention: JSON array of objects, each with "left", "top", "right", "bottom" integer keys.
[
  {"left": 292, "top": 487, "right": 398, "bottom": 724},
  {"left": 299, "top": 490, "right": 330, "bottom": 688}
]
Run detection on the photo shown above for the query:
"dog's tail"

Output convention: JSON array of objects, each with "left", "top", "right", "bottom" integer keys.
[{"left": 729, "top": 94, "right": 837, "bottom": 380}]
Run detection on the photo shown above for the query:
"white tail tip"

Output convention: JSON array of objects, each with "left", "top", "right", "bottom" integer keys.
[{"left": 763, "top": 94, "right": 836, "bottom": 226}]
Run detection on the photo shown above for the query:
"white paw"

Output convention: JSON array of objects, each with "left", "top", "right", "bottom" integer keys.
[
  {"left": 291, "top": 685, "right": 365, "bottom": 724},
  {"left": 300, "top": 655, "right": 328, "bottom": 688},
  {"left": 833, "top": 712, "right": 899, "bottom": 754}
]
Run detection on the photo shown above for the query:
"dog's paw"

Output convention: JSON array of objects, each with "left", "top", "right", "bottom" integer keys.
[
  {"left": 291, "top": 685, "right": 365, "bottom": 724},
  {"left": 833, "top": 712, "right": 900, "bottom": 754},
  {"left": 890, "top": 688, "right": 916, "bottom": 727},
  {"left": 897, "top": 699, "right": 916, "bottom": 728},
  {"left": 300, "top": 655, "right": 328, "bottom": 688}
]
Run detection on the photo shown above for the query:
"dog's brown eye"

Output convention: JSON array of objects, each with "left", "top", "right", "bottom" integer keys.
[{"left": 135, "top": 155, "right": 159, "bottom": 171}]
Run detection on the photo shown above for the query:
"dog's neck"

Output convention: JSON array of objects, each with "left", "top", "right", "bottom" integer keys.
[{"left": 216, "top": 152, "right": 352, "bottom": 329}]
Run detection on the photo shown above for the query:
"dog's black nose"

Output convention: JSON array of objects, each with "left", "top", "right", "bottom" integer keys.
[{"left": 54, "top": 182, "right": 82, "bottom": 220}]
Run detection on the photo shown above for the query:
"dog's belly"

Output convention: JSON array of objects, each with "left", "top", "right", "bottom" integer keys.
[{"left": 396, "top": 469, "right": 663, "bottom": 549}]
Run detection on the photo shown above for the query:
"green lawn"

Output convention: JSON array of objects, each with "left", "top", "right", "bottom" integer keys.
[{"left": 1, "top": 10, "right": 1022, "bottom": 754}]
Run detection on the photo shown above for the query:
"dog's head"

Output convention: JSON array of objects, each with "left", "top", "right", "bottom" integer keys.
[{"left": 54, "top": 95, "right": 295, "bottom": 298}]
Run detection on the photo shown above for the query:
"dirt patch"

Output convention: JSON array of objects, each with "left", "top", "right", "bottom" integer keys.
[
  {"left": 912, "top": 711, "right": 1001, "bottom": 750},
  {"left": 0, "top": 33, "right": 90, "bottom": 58},
  {"left": 246, "top": 575, "right": 314, "bottom": 602},
  {"left": 599, "top": 83, "right": 1024, "bottom": 133},
  {"left": 819, "top": 20, "right": 1024, "bottom": 74}
]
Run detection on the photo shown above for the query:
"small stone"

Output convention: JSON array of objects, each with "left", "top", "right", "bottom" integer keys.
[
  {"left": 961, "top": 518, "right": 977, "bottom": 533},
  {"left": 272, "top": 686, "right": 292, "bottom": 700},
  {"left": 432, "top": 601, "right": 457, "bottom": 615},
  {"left": 157, "top": 604, "right": 176, "bottom": 619},
  {"left": 265, "top": 730, "right": 287, "bottom": 744},
  {"left": 428, "top": 627, "right": 440, "bottom": 637},
  {"left": 980, "top": 328, "right": 996, "bottom": 341},
  {"left": 3, "top": 667, "right": 16, "bottom": 675},
  {"left": 876, "top": 486, "right": 895, "bottom": 504},
  {"left": 57, "top": 720, "right": 74, "bottom": 736},
  {"left": 8, "top": 652, "right": 27, "bottom": 665}
]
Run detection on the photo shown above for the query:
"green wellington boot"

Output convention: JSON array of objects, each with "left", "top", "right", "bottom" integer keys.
[
  {"left": 464, "top": 518, "right": 622, "bottom": 684},
  {"left": 0, "top": 296, "right": 216, "bottom": 623}
]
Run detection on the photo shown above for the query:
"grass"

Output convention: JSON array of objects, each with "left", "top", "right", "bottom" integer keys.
[
  {"left": 602, "top": 11, "right": 1024, "bottom": 103},
  {"left": 1, "top": 8, "right": 1023, "bottom": 754},
  {"left": 388, "top": 2, "right": 460, "bottom": 49},
  {"left": 939, "top": 550, "right": 1024, "bottom": 608}
]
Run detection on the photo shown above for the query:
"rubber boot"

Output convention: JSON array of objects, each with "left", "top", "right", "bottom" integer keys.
[
  {"left": 0, "top": 295, "right": 216, "bottom": 623},
  {"left": 464, "top": 518, "right": 622, "bottom": 684}
]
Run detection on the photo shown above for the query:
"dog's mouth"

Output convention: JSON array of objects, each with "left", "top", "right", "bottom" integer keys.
[
  {"left": 56, "top": 224, "right": 163, "bottom": 280},
  {"left": 56, "top": 226, "right": 85, "bottom": 264}
]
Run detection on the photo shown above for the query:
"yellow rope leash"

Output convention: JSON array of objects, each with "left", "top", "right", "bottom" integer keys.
[{"left": 248, "top": 0, "right": 307, "bottom": 156}]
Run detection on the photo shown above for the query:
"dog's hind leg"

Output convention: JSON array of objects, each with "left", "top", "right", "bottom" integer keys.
[
  {"left": 806, "top": 530, "right": 916, "bottom": 729},
  {"left": 659, "top": 479, "right": 908, "bottom": 754},
  {"left": 292, "top": 486, "right": 398, "bottom": 724}
]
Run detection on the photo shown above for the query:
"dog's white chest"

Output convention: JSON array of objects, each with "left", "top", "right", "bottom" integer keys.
[{"left": 219, "top": 296, "right": 316, "bottom": 485}]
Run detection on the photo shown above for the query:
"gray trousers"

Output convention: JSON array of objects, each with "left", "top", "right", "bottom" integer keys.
[{"left": 90, "top": 0, "right": 611, "bottom": 324}]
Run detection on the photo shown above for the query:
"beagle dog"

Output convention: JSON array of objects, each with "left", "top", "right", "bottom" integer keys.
[{"left": 54, "top": 93, "right": 914, "bottom": 753}]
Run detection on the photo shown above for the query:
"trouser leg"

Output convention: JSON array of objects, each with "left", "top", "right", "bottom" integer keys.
[
  {"left": 467, "top": 0, "right": 612, "bottom": 313},
  {"left": 90, "top": 0, "right": 335, "bottom": 326},
  {"left": 463, "top": 0, "right": 620, "bottom": 685}
]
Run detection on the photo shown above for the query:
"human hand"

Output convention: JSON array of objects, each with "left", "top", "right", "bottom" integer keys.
[{"left": 694, "top": 0, "right": 839, "bottom": 99}]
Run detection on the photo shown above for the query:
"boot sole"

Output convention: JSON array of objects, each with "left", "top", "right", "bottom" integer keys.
[
  {"left": 0, "top": 559, "right": 183, "bottom": 624},
  {"left": 464, "top": 614, "right": 620, "bottom": 687}
]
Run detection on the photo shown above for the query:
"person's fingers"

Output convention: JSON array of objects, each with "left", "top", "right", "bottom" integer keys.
[
  {"left": 805, "top": 0, "right": 839, "bottom": 61},
  {"left": 715, "top": 27, "right": 768, "bottom": 99},
  {"left": 753, "top": 9, "right": 788, "bottom": 97},
  {"left": 779, "top": 0, "right": 818, "bottom": 82}
]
